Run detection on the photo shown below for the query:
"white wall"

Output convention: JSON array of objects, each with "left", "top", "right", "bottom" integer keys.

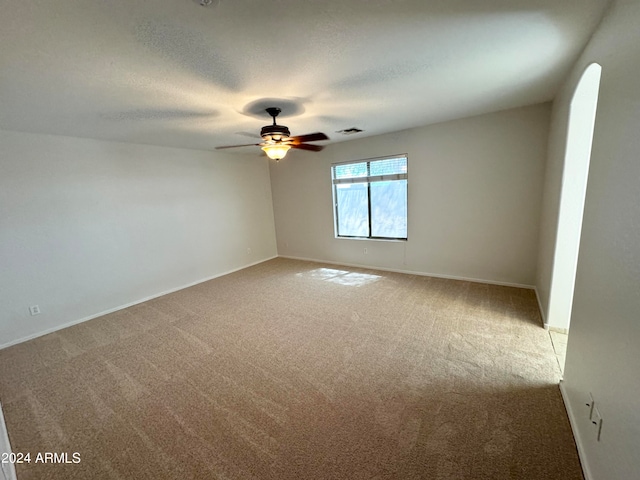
[
  {"left": 270, "top": 104, "right": 550, "bottom": 287},
  {"left": 0, "top": 130, "right": 277, "bottom": 347},
  {"left": 539, "top": 0, "right": 640, "bottom": 478},
  {"left": 538, "top": 64, "right": 601, "bottom": 331},
  {"left": 0, "top": 402, "right": 17, "bottom": 480}
]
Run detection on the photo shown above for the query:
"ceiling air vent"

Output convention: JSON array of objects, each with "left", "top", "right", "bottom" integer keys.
[{"left": 337, "top": 128, "right": 364, "bottom": 136}]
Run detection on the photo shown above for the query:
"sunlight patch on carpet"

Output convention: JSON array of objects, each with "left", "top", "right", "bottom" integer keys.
[{"left": 296, "top": 268, "right": 381, "bottom": 286}]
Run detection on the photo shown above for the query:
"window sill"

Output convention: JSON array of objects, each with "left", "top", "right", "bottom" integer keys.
[{"left": 334, "top": 236, "right": 407, "bottom": 243}]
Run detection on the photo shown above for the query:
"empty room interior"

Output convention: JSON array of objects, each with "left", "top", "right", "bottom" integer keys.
[{"left": 1, "top": 1, "right": 639, "bottom": 479}]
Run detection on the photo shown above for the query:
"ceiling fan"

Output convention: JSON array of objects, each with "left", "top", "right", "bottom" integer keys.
[{"left": 216, "top": 107, "right": 329, "bottom": 161}]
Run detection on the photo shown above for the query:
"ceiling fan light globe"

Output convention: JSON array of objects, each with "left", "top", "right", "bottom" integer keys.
[{"left": 262, "top": 144, "right": 291, "bottom": 161}]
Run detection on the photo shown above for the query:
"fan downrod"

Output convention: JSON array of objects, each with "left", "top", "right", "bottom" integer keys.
[{"left": 265, "top": 107, "right": 282, "bottom": 123}]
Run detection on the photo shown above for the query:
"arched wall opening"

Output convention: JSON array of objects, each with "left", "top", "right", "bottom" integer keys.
[{"left": 547, "top": 63, "right": 602, "bottom": 335}]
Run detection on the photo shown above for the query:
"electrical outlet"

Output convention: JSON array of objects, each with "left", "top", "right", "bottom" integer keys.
[
  {"left": 363, "top": 247, "right": 368, "bottom": 254},
  {"left": 247, "top": 247, "right": 252, "bottom": 255},
  {"left": 29, "top": 305, "right": 41, "bottom": 316},
  {"left": 591, "top": 407, "right": 603, "bottom": 441}
]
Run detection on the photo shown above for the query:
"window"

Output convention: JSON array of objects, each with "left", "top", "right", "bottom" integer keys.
[{"left": 332, "top": 155, "right": 407, "bottom": 240}]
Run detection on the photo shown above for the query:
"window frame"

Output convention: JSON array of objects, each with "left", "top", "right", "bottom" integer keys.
[{"left": 331, "top": 154, "right": 408, "bottom": 241}]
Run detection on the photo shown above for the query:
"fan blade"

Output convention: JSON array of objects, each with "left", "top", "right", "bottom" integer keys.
[
  {"left": 234, "top": 131, "right": 262, "bottom": 140},
  {"left": 215, "top": 143, "right": 261, "bottom": 149},
  {"left": 291, "top": 143, "right": 324, "bottom": 152},
  {"left": 289, "top": 132, "right": 329, "bottom": 144}
]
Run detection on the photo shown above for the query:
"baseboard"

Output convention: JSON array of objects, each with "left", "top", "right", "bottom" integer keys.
[
  {"left": 278, "top": 255, "right": 535, "bottom": 290},
  {"left": 548, "top": 325, "right": 570, "bottom": 334},
  {"left": 0, "top": 402, "right": 17, "bottom": 480},
  {"left": 559, "top": 381, "right": 592, "bottom": 480},
  {"left": 0, "top": 256, "right": 277, "bottom": 350},
  {"left": 534, "top": 287, "right": 547, "bottom": 327}
]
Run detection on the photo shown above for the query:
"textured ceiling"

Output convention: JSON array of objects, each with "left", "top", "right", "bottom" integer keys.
[{"left": 0, "top": 0, "right": 611, "bottom": 152}]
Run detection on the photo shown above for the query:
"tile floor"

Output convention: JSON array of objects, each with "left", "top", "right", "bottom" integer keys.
[{"left": 549, "top": 330, "right": 569, "bottom": 375}]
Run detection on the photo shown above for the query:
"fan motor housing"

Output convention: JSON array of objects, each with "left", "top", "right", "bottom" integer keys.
[{"left": 261, "top": 124, "right": 290, "bottom": 141}]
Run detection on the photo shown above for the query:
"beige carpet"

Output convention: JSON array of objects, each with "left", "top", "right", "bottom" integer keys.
[{"left": 0, "top": 258, "right": 583, "bottom": 479}]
